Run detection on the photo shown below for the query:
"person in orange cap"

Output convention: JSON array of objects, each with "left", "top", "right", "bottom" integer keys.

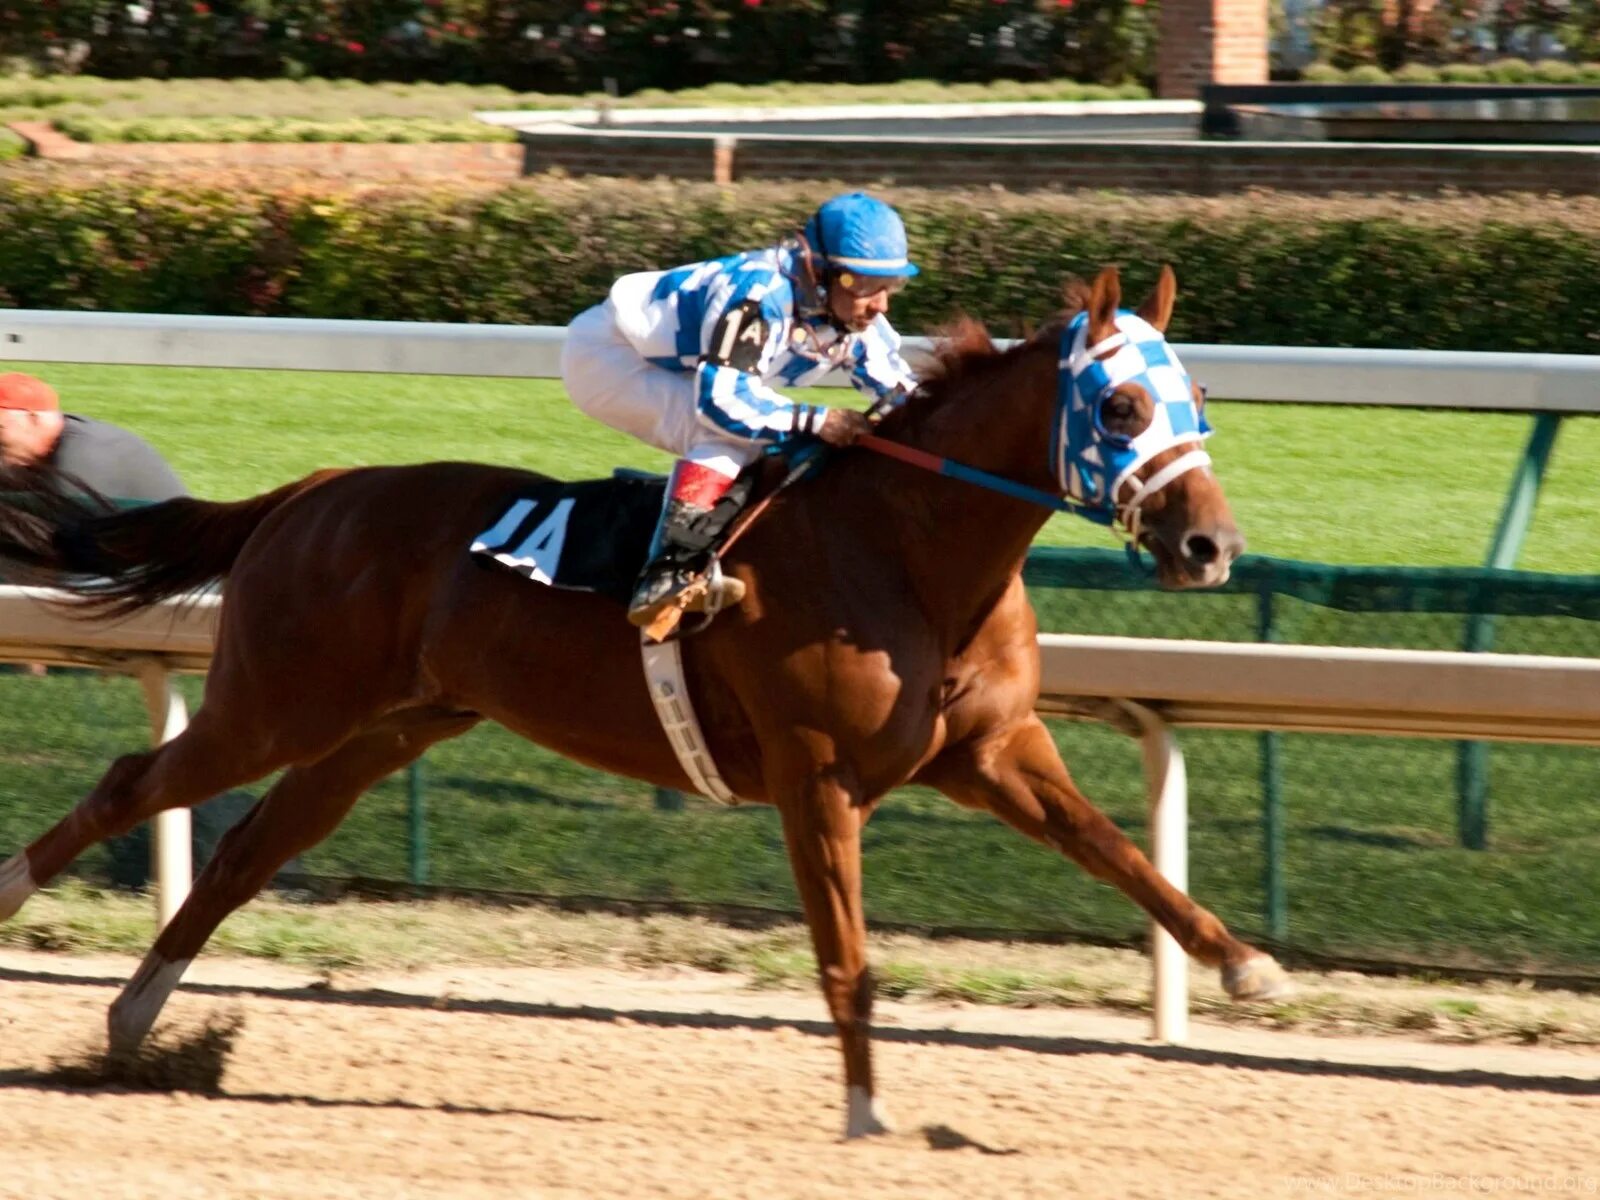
[{"left": 0, "top": 372, "right": 186, "bottom": 502}]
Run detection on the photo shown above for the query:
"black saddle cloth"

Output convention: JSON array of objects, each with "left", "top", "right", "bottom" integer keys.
[
  {"left": 470, "top": 474, "right": 665, "bottom": 606},
  {"left": 471, "top": 448, "right": 808, "bottom": 606}
]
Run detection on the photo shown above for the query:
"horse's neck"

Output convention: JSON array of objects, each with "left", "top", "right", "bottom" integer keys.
[{"left": 859, "top": 346, "right": 1059, "bottom": 641}]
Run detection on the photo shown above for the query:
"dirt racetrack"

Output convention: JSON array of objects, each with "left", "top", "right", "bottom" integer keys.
[{"left": 3, "top": 950, "right": 1598, "bottom": 1200}]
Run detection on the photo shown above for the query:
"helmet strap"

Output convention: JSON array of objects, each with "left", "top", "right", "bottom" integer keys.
[
  {"left": 808, "top": 210, "right": 850, "bottom": 330},
  {"left": 788, "top": 231, "right": 829, "bottom": 320}
]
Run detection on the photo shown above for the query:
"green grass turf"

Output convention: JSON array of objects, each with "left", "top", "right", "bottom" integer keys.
[{"left": 2, "top": 361, "right": 1597, "bottom": 973}]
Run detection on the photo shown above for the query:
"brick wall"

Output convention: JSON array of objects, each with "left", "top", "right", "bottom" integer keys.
[
  {"left": 1157, "top": 0, "right": 1269, "bottom": 99},
  {"left": 93, "top": 141, "right": 522, "bottom": 179},
  {"left": 519, "top": 129, "right": 1600, "bottom": 196},
  {"left": 7, "top": 123, "right": 522, "bottom": 179},
  {"left": 519, "top": 132, "right": 715, "bottom": 180},
  {"left": 1384, "top": 0, "right": 1438, "bottom": 40}
]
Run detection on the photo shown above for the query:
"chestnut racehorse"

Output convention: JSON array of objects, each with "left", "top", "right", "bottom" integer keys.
[{"left": 0, "top": 267, "right": 1288, "bottom": 1137}]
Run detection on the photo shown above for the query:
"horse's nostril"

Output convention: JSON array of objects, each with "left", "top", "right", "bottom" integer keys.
[
  {"left": 1183, "top": 533, "right": 1220, "bottom": 565},
  {"left": 1184, "top": 528, "right": 1246, "bottom": 567}
]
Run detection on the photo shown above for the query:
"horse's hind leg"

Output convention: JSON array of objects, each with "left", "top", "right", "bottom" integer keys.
[
  {"left": 923, "top": 715, "right": 1290, "bottom": 1002},
  {"left": 108, "top": 708, "right": 479, "bottom": 1054},
  {"left": 0, "top": 708, "right": 293, "bottom": 924}
]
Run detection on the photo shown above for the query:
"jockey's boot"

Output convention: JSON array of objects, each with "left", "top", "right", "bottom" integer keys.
[{"left": 627, "top": 460, "right": 749, "bottom": 628}]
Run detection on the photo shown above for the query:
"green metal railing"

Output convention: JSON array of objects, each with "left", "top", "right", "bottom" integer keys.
[
  {"left": 1023, "top": 545, "right": 1600, "bottom": 944},
  {"left": 1456, "top": 411, "right": 1565, "bottom": 850},
  {"left": 4, "top": 547, "right": 1597, "bottom": 972}
]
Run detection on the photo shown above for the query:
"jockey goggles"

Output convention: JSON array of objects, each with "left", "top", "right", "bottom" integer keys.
[{"left": 829, "top": 269, "right": 910, "bottom": 299}]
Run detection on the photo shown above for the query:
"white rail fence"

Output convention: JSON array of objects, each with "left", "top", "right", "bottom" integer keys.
[
  {"left": 7, "top": 310, "right": 1600, "bottom": 412},
  {"left": 1038, "top": 636, "right": 1600, "bottom": 1040},
  {"left": 5, "top": 310, "right": 1600, "bottom": 1044},
  {"left": 0, "top": 589, "right": 217, "bottom": 930}
]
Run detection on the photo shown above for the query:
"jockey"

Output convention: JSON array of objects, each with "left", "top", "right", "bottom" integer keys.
[{"left": 561, "top": 190, "right": 920, "bottom": 628}]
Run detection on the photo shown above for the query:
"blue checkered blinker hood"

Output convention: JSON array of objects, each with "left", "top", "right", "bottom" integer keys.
[{"left": 1053, "top": 310, "right": 1214, "bottom": 529}]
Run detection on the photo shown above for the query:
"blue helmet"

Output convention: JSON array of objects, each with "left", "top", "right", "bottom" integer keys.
[{"left": 802, "top": 192, "right": 920, "bottom": 280}]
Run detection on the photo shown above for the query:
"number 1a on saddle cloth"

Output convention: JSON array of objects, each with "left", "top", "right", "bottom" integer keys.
[
  {"left": 468, "top": 465, "right": 762, "bottom": 619},
  {"left": 470, "top": 475, "right": 665, "bottom": 604}
]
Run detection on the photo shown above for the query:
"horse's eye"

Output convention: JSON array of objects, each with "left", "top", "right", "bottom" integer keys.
[{"left": 1094, "top": 390, "right": 1144, "bottom": 445}]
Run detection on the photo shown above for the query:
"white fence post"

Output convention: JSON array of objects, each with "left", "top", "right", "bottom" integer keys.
[
  {"left": 135, "top": 657, "right": 191, "bottom": 930},
  {"left": 1115, "top": 699, "right": 1190, "bottom": 1045}
]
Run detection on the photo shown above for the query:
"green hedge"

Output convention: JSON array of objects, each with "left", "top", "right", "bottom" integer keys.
[{"left": 4, "top": 173, "right": 1600, "bottom": 353}]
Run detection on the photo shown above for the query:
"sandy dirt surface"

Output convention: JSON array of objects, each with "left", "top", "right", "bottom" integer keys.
[{"left": 2, "top": 949, "right": 1598, "bottom": 1200}]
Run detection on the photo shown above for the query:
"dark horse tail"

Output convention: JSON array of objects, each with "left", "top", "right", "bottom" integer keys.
[{"left": 0, "top": 462, "right": 339, "bottom": 617}]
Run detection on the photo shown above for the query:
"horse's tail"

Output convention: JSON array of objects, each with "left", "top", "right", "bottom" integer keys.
[{"left": 0, "top": 464, "right": 341, "bottom": 617}]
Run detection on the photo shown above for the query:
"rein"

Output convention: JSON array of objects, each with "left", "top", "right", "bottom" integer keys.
[
  {"left": 856, "top": 433, "right": 1148, "bottom": 571},
  {"left": 857, "top": 435, "right": 1078, "bottom": 514}
]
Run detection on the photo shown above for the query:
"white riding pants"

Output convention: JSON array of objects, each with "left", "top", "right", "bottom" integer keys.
[{"left": 562, "top": 301, "right": 763, "bottom": 480}]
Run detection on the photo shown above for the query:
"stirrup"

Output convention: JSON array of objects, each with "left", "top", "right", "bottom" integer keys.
[
  {"left": 698, "top": 557, "right": 747, "bottom": 613},
  {"left": 633, "top": 558, "right": 746, "bottom": 641}
]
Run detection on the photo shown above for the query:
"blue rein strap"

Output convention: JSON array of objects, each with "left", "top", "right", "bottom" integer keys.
[
  {"left": 856, "top": 434, "right": 1148, "bottom": 571},
  {"left": 857, "top": 435, "right": 1074, "bottom": 513}
]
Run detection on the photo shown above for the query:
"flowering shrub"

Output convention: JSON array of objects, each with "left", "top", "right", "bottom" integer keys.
[
  {"left": 1, "top": 1, "right": 1156, "bottom": 89},
  {"left": 1312, "top": 0, "right": 1598, "bottom": 70}
]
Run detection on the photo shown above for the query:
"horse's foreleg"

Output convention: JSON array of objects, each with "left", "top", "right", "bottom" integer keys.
[
  {"left": 925, "top": 716, "right": 1289, "bottom": 1002},
  {"left": 1, "top": 710, "right": 284, "bottom": 925},
  {"left": 109, "top": 709, "right": 478, "bottom": 1054},
  {"left": 776, "top": 766, "right": 888, "bottom": 1139}
]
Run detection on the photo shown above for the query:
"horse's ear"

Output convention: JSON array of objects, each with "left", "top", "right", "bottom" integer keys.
[
  {"left": 1136, "top": 264, "right": 1177, "bottom": 333},
  {"left": 1087, "top": 266, "right": 1121, "bottom": 346}
]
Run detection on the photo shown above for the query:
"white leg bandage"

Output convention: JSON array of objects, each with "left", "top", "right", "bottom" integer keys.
[
  {"left": 845, "top": 1085, "right": 893, "bottom": 1139},
  {"left": 108, "top": 953, "right": 192, "bottom": 1053},
  {"left": 0, "top": 852, "right": 36, "bottom": 922}
]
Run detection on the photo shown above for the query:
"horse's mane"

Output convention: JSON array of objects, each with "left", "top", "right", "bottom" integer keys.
[{"left": 876, "top": 285, "right": 1089, "bottom": 440}]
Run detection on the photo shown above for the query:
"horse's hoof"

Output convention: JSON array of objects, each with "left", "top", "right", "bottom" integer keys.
[
  {"left": 107, "top": 996, "right": 156, "bottom": 1057},
  {"left": 844, "top": 1085, "right": 894, "bottom": 1139},
  {"left": 107, "top": 954, "right": 190, "bottom": 1056},
  {"left": 0, "top": 852, "right": 35, "bottom": 923},
  {"left": 1222, "top": 954, "right": 1293, "bottom": 1003}
]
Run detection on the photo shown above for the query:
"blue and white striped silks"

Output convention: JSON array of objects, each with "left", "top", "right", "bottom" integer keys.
[
  {"left": 607, "top": 246, "right": 916, "bottom": 444},
  {"left": 1052, "top": 310, "right": 1214, "bottom": 530}
]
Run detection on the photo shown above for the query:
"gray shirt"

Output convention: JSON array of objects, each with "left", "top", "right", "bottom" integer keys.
[{"left": 49, "top": 414, "right": 188, "bottom": 503}]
